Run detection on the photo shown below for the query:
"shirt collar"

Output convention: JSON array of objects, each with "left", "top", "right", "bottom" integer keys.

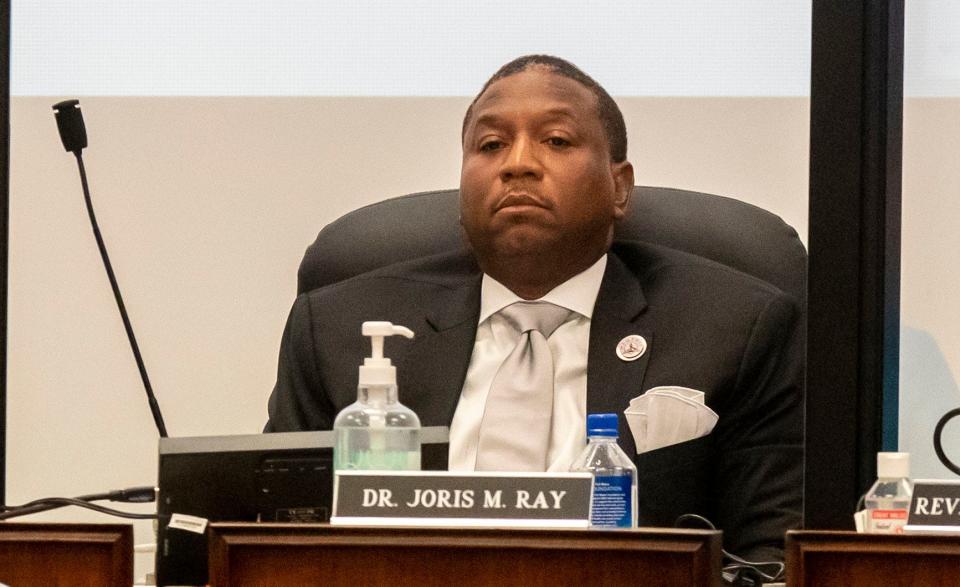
[{"left": 478, "top": 254, "right": 608, "bottom": 324}]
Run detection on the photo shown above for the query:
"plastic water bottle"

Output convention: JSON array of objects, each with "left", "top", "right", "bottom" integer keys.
[
  {"left": 333, "top": 322, "right": 421, "bottom": 471},
  {"left": 570, "top": 413, "right": 637, "bottom": 528},
  {"left": 864, "top": 452, "right": 912, "bottom": 533}
]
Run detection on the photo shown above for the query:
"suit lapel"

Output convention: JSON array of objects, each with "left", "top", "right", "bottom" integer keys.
[
  {"left": 398, "top": 272, "right": 481, "bottom": 428},
  {"left": 587, "top": 252, "right": 652, "bottom": 457}
]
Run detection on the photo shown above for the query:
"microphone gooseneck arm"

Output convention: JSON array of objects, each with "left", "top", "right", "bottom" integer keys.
[
  {"left": 53, "top": 99, "right": 168, "bottom": 437},
  {"left": 73, "top": 153, "right": 168, "bottom": 437}
]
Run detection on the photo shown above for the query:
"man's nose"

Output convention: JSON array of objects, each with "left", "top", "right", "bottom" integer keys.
[{"left": 499, "top": 136, "right": 542, "bottom": 182}]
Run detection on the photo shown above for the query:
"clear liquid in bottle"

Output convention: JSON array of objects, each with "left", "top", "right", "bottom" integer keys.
[{"left": 570, "top": 413, "right": 637, "bottom": 528}]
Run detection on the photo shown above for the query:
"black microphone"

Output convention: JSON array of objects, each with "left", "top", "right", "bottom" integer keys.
[
  {"left": 52, "top": 99, "right": 169, "bottom": 437},
  {"left": 52, "top": 99, "right": 88, "bottom": 153}
]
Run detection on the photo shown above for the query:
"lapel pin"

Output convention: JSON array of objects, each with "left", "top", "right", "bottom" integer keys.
[{"left": 616, "top": 335, "right": 647, "bottom": 362}]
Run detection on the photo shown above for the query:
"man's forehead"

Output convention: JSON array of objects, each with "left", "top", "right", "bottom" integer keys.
[{"left": 465, "top": 67, "right": 599, "bottom": 130}]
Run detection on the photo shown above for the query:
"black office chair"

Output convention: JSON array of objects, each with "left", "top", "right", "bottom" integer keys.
[{"left": 297, "top": 186, "right": 806, "bottom": 307}]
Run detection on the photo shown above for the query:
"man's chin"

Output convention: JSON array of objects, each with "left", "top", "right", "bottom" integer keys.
[{"left": 488, "top": 228, "right": 561, "bottom": 259}]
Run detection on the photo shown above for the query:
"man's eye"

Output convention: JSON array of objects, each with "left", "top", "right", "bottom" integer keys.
[
  {"left": 546, "top": 136, "right": 570, "bottom": 147},
  {"left": 480, "top": 140, "right": 504, "bottom": 152}
]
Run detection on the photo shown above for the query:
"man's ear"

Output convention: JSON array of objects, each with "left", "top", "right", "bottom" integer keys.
[{"left": 611, "top": 161, "right": 634, "bottom": 219}]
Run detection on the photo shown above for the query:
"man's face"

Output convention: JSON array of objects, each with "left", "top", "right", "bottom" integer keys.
[{"left": 459, "top": 67, "right": 632, "bottom": 264}]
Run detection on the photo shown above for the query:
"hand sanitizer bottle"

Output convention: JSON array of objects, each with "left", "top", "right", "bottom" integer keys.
[
  {"left": 333, "top": 321, "right": 421, "bottom": 471},
  {"left": 864, "top": 452, "right": 912, "bottom": 533},
  {"left": 570, "top": 413, "right": 638, "bottom": 528}
]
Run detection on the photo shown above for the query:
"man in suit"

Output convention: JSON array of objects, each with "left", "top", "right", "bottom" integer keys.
[{"left": 266, "top": 55, "right": 802, "bottom": 561}]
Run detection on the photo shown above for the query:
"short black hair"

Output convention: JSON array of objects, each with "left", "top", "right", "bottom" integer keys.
[{"left": 461, "top": 54, "right": 628, "bottom": 163}]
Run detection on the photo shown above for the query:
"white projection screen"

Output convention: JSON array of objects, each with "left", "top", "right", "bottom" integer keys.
[{"left": 8, "top": 1, "right": 817, "bottom": 579}]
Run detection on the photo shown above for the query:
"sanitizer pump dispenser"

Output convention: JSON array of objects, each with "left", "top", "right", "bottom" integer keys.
[{"left": 333, "top": 321, "right": 421, "bottom": 471}]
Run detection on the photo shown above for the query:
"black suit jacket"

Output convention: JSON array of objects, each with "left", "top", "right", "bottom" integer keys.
[{"left": 266, "top": 240, "right": 803, "bottom": 560}]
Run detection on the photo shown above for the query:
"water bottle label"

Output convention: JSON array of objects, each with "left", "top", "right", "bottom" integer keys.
[
  {"left": 590, "top": 475, "right": 632, "bottom": 528},
  {"left": 868, "top": 508, "right": 908, "bottom": 533}
]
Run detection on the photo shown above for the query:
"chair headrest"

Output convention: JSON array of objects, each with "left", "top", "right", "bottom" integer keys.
[{"left": 298, "top": 186, "right": 806, "bottom": 305}]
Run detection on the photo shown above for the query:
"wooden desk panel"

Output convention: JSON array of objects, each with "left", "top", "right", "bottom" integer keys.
[
  {"left": 787, "top": 530, "right": 960, "bottom": 587},
  {"left": 209, "top": 524, "right": 722, "bottom": 587},
  {"left": 0, "top": 522, "right": 132, "bottom": 587}
]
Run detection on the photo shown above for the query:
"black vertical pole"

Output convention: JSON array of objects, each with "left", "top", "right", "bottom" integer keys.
[
  {"left": 0, "top": 0, "right": 10, "bottom": 507},
  {"left": 807, "top": 0, "right": 904, "bottom": 528}
]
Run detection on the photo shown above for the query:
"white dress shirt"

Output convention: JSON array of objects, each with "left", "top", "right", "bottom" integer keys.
[{"left": 448, "top": 255, "right": 608, "bottom": 472}]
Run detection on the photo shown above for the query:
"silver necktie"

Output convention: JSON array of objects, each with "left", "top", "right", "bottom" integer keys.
[{"left": 475, "top": 301, "right": 571, "bottom": 471}]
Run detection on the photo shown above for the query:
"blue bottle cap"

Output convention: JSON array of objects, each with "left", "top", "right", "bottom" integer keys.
[{"left": 586, "top": 413, "right": 619, "bottom": 437}]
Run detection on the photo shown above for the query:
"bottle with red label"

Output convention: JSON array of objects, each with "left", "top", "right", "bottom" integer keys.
[{"left": 864, "top": 452, "right": 913, "bottom": 533}]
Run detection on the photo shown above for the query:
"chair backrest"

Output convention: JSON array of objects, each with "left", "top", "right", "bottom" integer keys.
[{"left": 298, "top": 186, "right": 807, "bottom": 306}]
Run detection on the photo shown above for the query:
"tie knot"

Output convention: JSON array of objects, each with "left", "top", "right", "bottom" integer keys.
[{"left": 499, "top": 301, "right": 571, "bottom": 338}]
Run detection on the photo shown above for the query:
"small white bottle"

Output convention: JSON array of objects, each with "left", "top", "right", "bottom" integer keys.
[
  {"left": 333, "top": 321, "right": 421, "bottom": 471},
  {"left": 864, "top": 452, "right": 912, "bottom": 533},
  {"left": 570, "top": 413, "right": 638, "bottom": 528}
]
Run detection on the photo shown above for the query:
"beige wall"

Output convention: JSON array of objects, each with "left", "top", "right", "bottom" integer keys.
[{"left": 7, "top": 95, "right": 809, "bottom": 577}]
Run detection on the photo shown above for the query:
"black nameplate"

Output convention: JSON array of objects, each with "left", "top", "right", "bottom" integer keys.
[
  {"left": 331, "top": 471, "right": 592, "bottom": 527},
  {"left": 906, "top": 480, "right": 960, "bottom": 532}
]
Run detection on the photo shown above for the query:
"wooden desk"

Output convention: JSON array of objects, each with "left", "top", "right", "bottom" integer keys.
[
  {"left": 0, "top": 522, "right": 132, "bottom": 587},
  {"left": 209, "top": 524, "right": 722, "bottom": 586},
  {"left": 786, "top": 530, "right": 960, "bottom": 586}
]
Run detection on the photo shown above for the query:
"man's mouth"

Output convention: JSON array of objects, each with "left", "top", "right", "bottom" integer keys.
[{"left": 494, "top": 192, "right": 548, "bottom": 212}]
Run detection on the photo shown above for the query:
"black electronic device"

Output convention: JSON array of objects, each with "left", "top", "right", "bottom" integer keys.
[{"left": 156, "top": 427, "right": 450, "bottom": 586}]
